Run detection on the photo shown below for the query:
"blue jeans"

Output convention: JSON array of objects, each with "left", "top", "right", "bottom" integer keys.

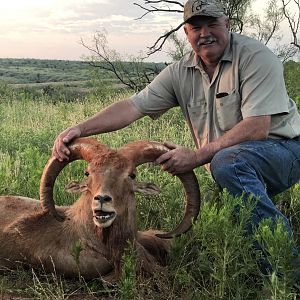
[{"left": 210, "top": 139, "right": 300, "bottom": 239}]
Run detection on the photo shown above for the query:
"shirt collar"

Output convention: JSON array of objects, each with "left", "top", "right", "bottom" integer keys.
[{"left": 183, "top": 32, "right": 233, "bottom": 68}]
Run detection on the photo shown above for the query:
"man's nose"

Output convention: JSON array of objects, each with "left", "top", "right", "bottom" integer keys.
[{"left": 198, "top": 24, "right": 210, "bottom": 37}]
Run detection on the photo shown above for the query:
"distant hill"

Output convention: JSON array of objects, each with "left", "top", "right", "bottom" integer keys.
[
  {"left": 0, "top": 58, "right": 92, "bottom": 84},
  {"left": 0, "top": 58, "right": 166, "bottom": 86}
]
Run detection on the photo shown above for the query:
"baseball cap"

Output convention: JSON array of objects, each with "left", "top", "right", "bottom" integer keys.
[{"left": 183, "top": 0, "right": 225, "bottom": 22}]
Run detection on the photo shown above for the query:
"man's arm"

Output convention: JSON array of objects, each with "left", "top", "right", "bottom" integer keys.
[
  {"left": 157, "top": 115, "right": 271, "bottom": 174},
  {"left": 52, "top": 98, "right": 144, "bottom": 161}
]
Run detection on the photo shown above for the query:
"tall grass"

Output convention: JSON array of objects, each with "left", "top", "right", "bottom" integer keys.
[{"left": 1, "top": 92, "right": 300, "bottom": 299}]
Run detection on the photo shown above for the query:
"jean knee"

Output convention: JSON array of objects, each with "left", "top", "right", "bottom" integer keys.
[{"left": 211, "top": 148, "right": 237, "bottom": 185}]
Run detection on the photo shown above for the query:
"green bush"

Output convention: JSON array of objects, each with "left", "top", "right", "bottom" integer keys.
[{"left": 284, "top": 61, "right": 300, "bottom": 103}]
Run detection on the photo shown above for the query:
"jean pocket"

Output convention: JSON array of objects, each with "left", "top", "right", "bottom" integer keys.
[{"left": 216, "top": 90, "right": 242, "bottom": 131}]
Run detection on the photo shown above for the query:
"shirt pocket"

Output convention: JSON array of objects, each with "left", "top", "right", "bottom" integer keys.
[
  {"left": 215, "top": 90, "right": 242, "bottom": 131},
  {"left": 187, "top": 103, "right": 207, "bottom": 129}
]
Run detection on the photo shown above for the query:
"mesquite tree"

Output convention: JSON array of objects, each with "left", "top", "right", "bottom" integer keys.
[
  {"left": 82, "top": 0, "right": 299, "bottom": 91},
  {"left": 133, "top": 0, "right": 252, "bottom": 56},
  {"left": 245, "top": 0, "right": 299, "bottom": 61},
  {"left": 282, "top": 0, "right": 300, "bottom": 50}
]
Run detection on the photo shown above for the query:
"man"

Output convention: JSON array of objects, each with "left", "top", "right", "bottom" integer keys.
[{"left": 53, "top": 0, "right": 300, "bottom": 273}]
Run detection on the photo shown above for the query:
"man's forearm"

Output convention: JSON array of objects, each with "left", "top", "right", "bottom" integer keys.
[
  {"left": 77, "top": 99, "right": 144, "bottom": 137},
  {"left": 195, "top": 115, "right": 271, "bottom": 166}
]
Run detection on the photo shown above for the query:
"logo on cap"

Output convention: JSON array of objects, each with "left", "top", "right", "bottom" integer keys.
[{"left": 191, "top": 0, "right": 209, "bottom": 13}]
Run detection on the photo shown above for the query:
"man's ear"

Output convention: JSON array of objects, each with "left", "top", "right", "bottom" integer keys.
[
  {"left": 184, "top": 24, "right": 188, "bottom": 36},
  {"left": 225, "top": 17, "right": 230, "bottom": 30},
  {"left": 184, "top": 24, "right": 192, "bottom": 43}
]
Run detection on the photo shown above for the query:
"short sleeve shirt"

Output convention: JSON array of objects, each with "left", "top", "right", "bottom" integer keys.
[{"left": 130, "top": 33, "right": 300, "bottom": 149}]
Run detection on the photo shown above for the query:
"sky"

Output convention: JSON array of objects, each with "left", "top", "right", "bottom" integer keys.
[
  {"left": 0, "top": 0, "right": 182, "bottom": 62},
  {"left": 0, "top": 0, "right": 297, "bottom": 62}
]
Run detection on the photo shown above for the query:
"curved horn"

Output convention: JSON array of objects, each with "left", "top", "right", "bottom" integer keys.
[
  {"left": 119, "top": 141, "right": 201, "bottom": 239},
  {"left": 40, "top": 137, "right": 108, "bottom": 221}
]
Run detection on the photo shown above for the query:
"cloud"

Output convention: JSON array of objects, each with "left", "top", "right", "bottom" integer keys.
[
  {"left": 0, "top": 0, "right": 182, "bottom": 62},
  {"left": 0, "top": 0, "right": 181, "bottom": 36}
]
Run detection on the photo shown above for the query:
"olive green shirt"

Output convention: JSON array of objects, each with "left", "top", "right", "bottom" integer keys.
[{"left": 131, "top": 33, "right": 300, "bottom": 149}]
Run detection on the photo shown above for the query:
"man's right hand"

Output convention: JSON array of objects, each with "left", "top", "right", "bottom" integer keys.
[{"left": 52, "top": 126, "right": 81, "bottom": 161}]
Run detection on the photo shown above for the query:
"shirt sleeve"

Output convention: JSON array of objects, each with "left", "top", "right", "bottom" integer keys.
[
  {"left": 239, "top": 46, "right": 289, "bottom": 119},
  {"left": 130, "top": 64, "right": 179, "bottom": 119}
]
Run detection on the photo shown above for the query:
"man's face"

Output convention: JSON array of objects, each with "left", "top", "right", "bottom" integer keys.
[{"left": 184, "top": 16, "right": 229, "bottom": 64}]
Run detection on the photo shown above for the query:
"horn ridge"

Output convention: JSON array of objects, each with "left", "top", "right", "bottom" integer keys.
[
  {"left": 39, "top": 137, "right": 107, "bottom": 220},
  {"left": 156, "top": 171, "right": 200, "bottom": 239},
  {"left": 119, "top": 141, "right": 170, "bottom": 166},
  {"left": 120, "top": 140, "right": 201, "bottom": 239}
]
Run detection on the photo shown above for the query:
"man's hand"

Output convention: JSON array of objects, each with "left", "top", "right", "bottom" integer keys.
[
  {"left": 52, "top": 126, "right": 81, "bottom": 161},
  {"left": 156, "top": 142, "right": 198, "bottom": 175}
]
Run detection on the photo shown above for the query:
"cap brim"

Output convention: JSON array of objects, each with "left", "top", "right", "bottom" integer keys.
[{"left": 184, "top": 12, "right": 225, "bottom": 23}]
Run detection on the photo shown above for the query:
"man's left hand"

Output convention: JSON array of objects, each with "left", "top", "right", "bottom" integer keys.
[{"left": 156, "top": 142, "right": 198, "bottom": 175}]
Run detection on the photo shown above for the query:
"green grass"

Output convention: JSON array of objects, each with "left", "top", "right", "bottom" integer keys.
[{"left": 1, "top": 86, "right": 300, "bottom": 299}]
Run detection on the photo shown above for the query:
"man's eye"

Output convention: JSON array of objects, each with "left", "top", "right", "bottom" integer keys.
[
  {"left": 84, "top": 171, "right": 89, "bottom": 177},
  {"left": 129, "top": 173, "right": 136, "bottom": 180}
]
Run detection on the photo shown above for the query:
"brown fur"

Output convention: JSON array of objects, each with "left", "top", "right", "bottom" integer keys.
[
  {"left": 0, "top": 196, "right": 113, "bottom": 278},
  {"left": 0, "top": 142, "right": 172, "bottom": 280}
]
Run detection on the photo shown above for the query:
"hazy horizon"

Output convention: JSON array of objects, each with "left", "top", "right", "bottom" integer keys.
[{"left": 0, "top": 0, "right": 297, "bottom": 63}]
